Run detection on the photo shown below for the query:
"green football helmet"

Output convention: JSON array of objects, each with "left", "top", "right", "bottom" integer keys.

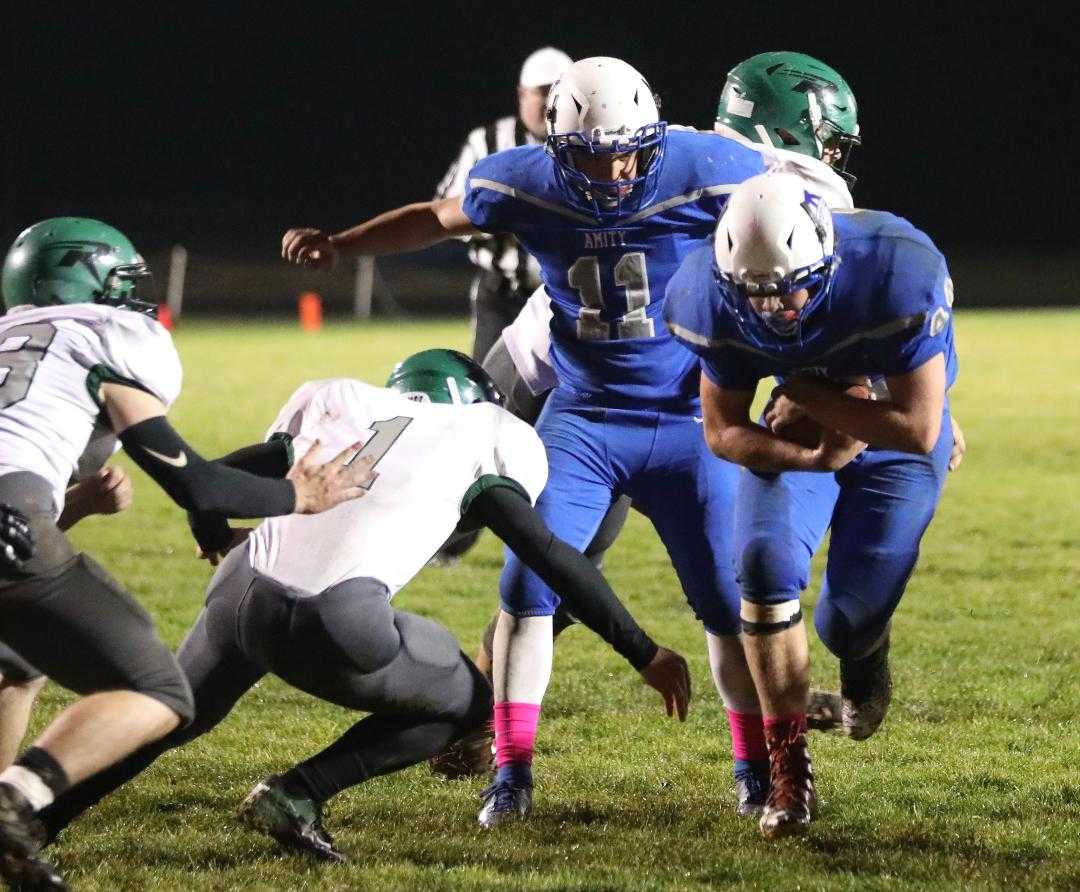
[
  {"left": 716, "top": 51, "right": 861, "bottom": 183},
  {"left": 1, "top": 217, "right": 156, "bottom": 315},
  {"left": 386, "top": 348, "right": 504, "bottom": 405}
]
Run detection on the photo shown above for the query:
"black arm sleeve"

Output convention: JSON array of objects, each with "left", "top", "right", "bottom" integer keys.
[
  {"left": 186, "top": 434, "right": 296, "bottom": 552},
  {"left": 119, "top": 416, "right": 296, "bottom": 519},
  {"left": 467, "top": 485, "right": 659, "bottom": 671}
]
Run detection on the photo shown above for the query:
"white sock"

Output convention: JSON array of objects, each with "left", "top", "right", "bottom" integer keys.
[
  {"left": 0, "top": 765, "right": 55, "bottom": 811},
  {"left": 706, "top": 631, "right": 761, "bottom": 713},
  {"left": 492, "top": 611, "right": 553, "bottom": 704}
]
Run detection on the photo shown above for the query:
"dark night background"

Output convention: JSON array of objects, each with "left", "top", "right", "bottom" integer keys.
[{"left": 3, "top": 3, "right": 1077, "bottom": 311}]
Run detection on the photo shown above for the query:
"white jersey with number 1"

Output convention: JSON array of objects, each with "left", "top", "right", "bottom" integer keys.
[
  {"left": 247, "top": 378, "right": 548, "bottom": 596},
  {"left": 0, "top": 303, "right": 181, "bottom": 516}
]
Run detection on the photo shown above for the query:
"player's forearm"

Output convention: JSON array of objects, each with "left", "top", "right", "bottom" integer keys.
[
  {"left": 119, "top": 417, "right": 296, "bottom": 518},
  {"left": 330, "top": 202, "right": 454, "bottom": 258},
  {"left": 706, "top": 421, "right": 823, "bottom": 473},
  {"left": 789, "top": 385, "right": 941, "bottom": 454},
  {"left": 475, "top": 487, "right": 658, "bottom": 670},
  {"left": 528, "top": 536, "right": 659, "bottom": 670},
  {"left": 187, "top": 436, "right": 294, "bottom": 552}
]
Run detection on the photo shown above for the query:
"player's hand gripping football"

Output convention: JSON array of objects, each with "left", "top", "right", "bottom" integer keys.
[
  {"left": 286, "top": 440, "right": 377, "bottom": 514},
  {"left": 0, "top": 504, "right": 34, "bottom": 573},
  {"left": 639, "top": 646, "right": 691, "bottom": 721},
  {"left": 281, "top": 228, "right": 338, "bottom": 270},
  {"left": 763, "top": 393, "right": 807, "bottom": 433}
]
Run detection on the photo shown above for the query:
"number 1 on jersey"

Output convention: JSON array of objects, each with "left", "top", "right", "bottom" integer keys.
[{"left": 350, "top": 416, "right": 412, "bottom": 491}]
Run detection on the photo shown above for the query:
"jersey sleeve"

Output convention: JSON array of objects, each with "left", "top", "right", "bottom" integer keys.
[
  {"left": 86, "top": 312, "right": 183, "bottom": 409},
  {"left": 459, "top": 405, "right": 548, "bottom": 515},
  {"left": 461, "top": 150, "right": 529, "bottom": 234},
  {"left": 874, "top": 246, "right": 955, "bottom": 379}
]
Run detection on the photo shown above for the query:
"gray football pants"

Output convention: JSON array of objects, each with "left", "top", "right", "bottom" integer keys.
[
  {"left": 0, "top": 471, "right": 193, "bottom": 721},
  {"left": 39, "top": 547, "right": 491, "bottom": 838}
]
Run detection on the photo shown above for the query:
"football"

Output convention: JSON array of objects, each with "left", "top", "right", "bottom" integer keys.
[{"left": 773, "top": 381, "right": 872, "bottom": 447}]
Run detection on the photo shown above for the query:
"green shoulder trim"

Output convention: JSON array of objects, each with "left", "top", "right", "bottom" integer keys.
[
  {"left": 268, "top": 432, "right": 296, "bottom": 467},
  {"left": 459, "top": 474, "right": 530, "bottom": 518},
  {"left": 85, "top": 363, "right": 154, "bottom": 410}
]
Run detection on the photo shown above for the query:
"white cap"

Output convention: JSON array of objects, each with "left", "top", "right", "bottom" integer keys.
[{"left": 519, "top": 47, "right": 572, "bottom": 88}]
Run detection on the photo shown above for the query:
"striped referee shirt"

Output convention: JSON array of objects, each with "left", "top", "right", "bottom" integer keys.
[{"left": 435, "top": 115, "right": 542, "bottom": 293}]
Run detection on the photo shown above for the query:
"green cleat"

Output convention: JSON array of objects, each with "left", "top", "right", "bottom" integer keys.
[{"left": 238, "top": 776, "right": 346, "bottom": 863}]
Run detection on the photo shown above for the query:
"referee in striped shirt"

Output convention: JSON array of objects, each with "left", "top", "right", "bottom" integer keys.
[{"left": 434, "top": 47, "right": 571, "bottom": 364}]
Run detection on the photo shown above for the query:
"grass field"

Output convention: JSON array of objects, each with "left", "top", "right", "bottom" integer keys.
[{"left": 28, "top": 310, "right": 1080, "bottom": 890}]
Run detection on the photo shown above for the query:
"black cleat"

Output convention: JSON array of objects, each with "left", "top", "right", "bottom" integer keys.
[
  {"left": 0, "top": 784, "right": 46, "bottom": 859},
  {"left": 477, "top": 781, "right": 532, "bottom": 829},
  {"left": 238, "top": 777, "right": 346, "bottom": 863},
  {"left": 807, "top": 632, "right": 893, "bottom": 740},
  {"left": 838, "top": 633, "right": 892, "bottom": 740},
  {"left": 0, "top": 853, "right": 66, "bottom": 891},
  {"left": 734, "top": 768, "right": 770, "bottom": 817}
]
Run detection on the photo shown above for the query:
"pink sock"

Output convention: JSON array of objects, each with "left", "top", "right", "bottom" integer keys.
[
  {"left": 726, "top": 709, "right": 768, "bottom": 761},
  {"left": 494, "top": 702, "right": 541, "bottom": 767},
  {"left": 763, "top": 712, "right": 808, "bottom": 742}
]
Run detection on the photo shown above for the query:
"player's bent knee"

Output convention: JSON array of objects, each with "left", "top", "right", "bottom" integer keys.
[
  {"left": 141, "top": 665, "right": 196, "bottom": 730},
  {"left": 814, "top": 601, "right": 888, "bottom": 660},
  {"left": 737, "top": 534, "right": 807, "bottom": 600}
]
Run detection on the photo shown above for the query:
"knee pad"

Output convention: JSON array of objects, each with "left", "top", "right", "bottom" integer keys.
[{"left": 737, "top": 534, "right": 808, "bottom": 601}]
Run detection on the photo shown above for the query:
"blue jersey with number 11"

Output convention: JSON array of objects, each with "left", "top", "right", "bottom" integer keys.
[{"left": 463, "top": 129, "right": 766, "bottom": 408}]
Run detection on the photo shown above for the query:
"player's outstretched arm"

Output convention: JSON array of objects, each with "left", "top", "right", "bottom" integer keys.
[
  {"left": 99, "top": 383, "right": 375, "bottom": 518},
  {"left": 774, "top": 353, "right": 947, "bottom": 455},
  {"left": 700, "top": 373, "right": 864, "bottom": 473},
  {"left": 282, "top": 196, "right": 480, "bottom": 270},
  {"left": 467, "top": 485, "right": 690, "bottom": 720}
]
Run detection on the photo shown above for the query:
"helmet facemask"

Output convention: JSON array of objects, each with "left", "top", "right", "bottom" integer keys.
[
  {"left": 100, "top": 261, "right": 157, "bottom": 316},
  {"left": 716, "top": 252, "right": 839, "bottom": 349},
  {"left": 547, "top": 120, "right": 667, "bottom": 220}
]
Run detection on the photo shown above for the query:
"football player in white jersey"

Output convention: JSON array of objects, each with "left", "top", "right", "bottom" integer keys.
[
  {"left": 29, "top": 350, "right": 689, "bottom": 869},
  {"left": 0, "top": 218, "right": 373, "bottom": 887}
]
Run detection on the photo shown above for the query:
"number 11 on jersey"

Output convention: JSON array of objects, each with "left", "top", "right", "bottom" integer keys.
[{"left": 567, "top": 253, "right": 655, "bottom": 341}]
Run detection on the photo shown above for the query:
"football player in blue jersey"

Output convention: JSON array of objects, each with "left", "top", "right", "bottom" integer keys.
[
  {"left": 664, "top": 171, "right": 958, "bottom": 838},
  {"left": 283, "top": 56, "right": 774, "bottom": 827}
]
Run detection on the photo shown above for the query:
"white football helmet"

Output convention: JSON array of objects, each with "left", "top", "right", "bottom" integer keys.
[
  {"left": 713, "top": 171, "right": 837, "bottom": 344},
  {"left": 545, "top": 57, "right": 666, "bottom": 218}
]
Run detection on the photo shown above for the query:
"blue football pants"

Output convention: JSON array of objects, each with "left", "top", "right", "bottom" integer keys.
[
  {"left": 499, "top": 388, "right": 742, "bottom": 635},
  {"left": 734, "top": 410, "right": 953, "bottom": 658}
]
